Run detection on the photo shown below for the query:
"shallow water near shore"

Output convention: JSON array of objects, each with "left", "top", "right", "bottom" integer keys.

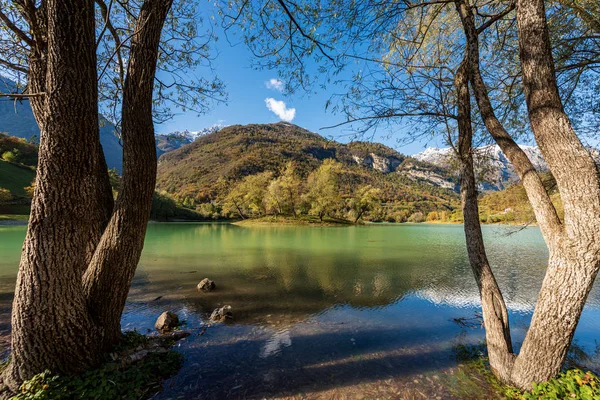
[{"left": 0, "top": 223, "right": 599, "bottom": 398}]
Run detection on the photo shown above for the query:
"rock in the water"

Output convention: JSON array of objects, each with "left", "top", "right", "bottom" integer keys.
[
  {"left": 197, "top": 278, "right": 216, "bottom": 292},
  {"left": 210, "top": 305, "right": 233, "bottom": 322},
  {"left": 160, "top": 330, "right": 191, "bottom": 340},
  {"left": 155, "top": 311, "right": 179, "bottom": 333}
]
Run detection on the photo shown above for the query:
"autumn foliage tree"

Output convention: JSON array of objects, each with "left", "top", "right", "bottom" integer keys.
[{"left": 303, "top": 159, "right": 344, "bottom": 221}]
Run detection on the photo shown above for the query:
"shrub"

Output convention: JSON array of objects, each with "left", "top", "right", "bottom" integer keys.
[
  {"left": 407, "top": 211, "right": 425, "bottom": 223},
  {"left": 507, "top": 369, "right": 600, "bottom": 400},
  {"left": 0, "top": 187, "right": 12, "bottom": 202},
  {"left": 2, "top": 151, "right": 17, "bottom": 163},
  {"left": 13, "top": 332, "right": 183, "bottom": 400}
]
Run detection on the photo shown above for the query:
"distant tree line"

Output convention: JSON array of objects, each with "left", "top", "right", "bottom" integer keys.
[{"left": 172, "top": 159, "right": 464, "bottom": 223}]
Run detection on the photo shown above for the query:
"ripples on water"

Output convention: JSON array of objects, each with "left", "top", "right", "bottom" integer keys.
[{"left": 0, "top": 223, "right": 599, "bottom": 398}]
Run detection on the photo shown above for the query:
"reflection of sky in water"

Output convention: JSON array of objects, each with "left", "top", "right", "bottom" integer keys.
[{"left": 0, "top": 223, "right": 599, "bottom": 398}]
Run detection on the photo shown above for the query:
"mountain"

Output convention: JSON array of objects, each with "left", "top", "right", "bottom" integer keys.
[
  {"left": 156, "top": 131, "right": 194, "bottom": 158},
  {"left": 155, "top": 125, "right": 225, "bottom": 157},
  {"left": 0, "top": 78, "right": 124, "bottom": 172},
  {"left": 415, "top": 144, "right": 600, "bottom": 191},
  {"left": 414, "top": 145, "right": 548, "bottom": 191},
  {"left": 156, "top": 122, "right": 459, "bottom": 219}
]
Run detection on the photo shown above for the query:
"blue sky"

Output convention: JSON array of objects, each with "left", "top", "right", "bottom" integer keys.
[{"left": 155, "top": 3, "right": 446, "bottom": 156}]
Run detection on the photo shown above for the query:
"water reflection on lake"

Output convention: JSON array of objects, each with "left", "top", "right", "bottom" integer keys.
[{"left": 0, "top": 223, "right": 598, "bottom": 398}]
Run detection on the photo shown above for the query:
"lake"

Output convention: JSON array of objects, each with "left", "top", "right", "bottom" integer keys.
[{"left": 0, "top": 223, "right": 599, "bottom": 398}]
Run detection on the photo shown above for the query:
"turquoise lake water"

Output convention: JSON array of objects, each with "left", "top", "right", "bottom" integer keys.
[{"left": 0, "top": 223, "right": 598, "bottom": 398}]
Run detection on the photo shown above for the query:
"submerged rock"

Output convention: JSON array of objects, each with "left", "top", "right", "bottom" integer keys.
[
  {"left": 210, "top": 305, "right": 233, "bottom": 322},
  {"left": 155, "top": 311, "right": 179, "bottom": 333},
  {"left": 160, "top": 330, "right": 191, "bottom": 341},
  {"left": 197, "top": 278, "right": 216, "bottom": 292}
]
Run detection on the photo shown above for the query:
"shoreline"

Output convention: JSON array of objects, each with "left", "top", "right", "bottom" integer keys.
[
  {"left": 0, "top": 215, "right": 540, "bottom": 228},
  {"left": 232, "top": 216, "right": 355, "bottom": 227}
]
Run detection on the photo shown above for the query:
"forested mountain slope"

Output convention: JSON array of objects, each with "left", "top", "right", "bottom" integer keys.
[{"left": 157, "top": 122, "right": 459, "bottom": 221}]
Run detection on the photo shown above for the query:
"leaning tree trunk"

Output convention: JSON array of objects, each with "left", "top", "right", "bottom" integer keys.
[
  {"left": 509, "top": 0, "right": 600, "bottom": 388},
  {"left": 82, "top": 0, "right": 173, "bottom": 349},
  {"left": 454, "top": 59, "right": 515, "bottom": 384},
  {"left": 454, "top": 0, "right": 600, "bottom": 389},
  {"left": 455, "top": 0, "right": 562, "bottom": 243},
  {"left": 5, "top": 0, "right": 105, "bottom": 389},
  {"left": 23, "top": 1, "right": 114, "bottom": 268}
]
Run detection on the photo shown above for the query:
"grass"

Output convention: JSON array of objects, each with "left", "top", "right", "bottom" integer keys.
[
  {"left": 448, "top": 340, "right": 600, "bottom": 399},
  {"left": 232, "top": 215, "right": 355, "bottom": 227},
  {"left": 0, "top": 160, "right": 35, "bottom": 197},
  {"left": 11, "top": 331, "right": 183, "bottom": 400},
  {"left": 0, "top": 214, "right": 28, "bottom": 221}
]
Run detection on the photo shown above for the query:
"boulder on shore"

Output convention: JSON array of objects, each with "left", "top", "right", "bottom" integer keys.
[
  {"left": 210, "top": 305, "right": 233, "bottom": 322},
  {"left": 155, "top": 311, "right": 179, "bottom": 333},
  {"left": 197, "top": 278, "right": 216, "bottom": 292}
]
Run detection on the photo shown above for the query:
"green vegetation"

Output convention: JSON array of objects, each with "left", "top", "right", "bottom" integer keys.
[
  {"left": 506, "top": 369, "right": 600, "bottom": 399},
  {"left": 150, "top": 190, "right": 206, "bottom": 221},
  {"left": 0, "top": 160, "right": 35, "bottom": 199},
  {"left": 0, "top": 187, "right": 11, "bottom": 202},
  {"left": 414, "top": 173, "right": 563, "bottom": 226},
  {"left": 303, "top": 159, "right": 344, "bottom": 221},
  {"left": 107, "top": 169, "right": 205, "bottom": 221},
  {"left": 451, "top": 341, "right": 600, "bottom": 400},
  {"left": 233, "top": 214, "right": 353, "bottom": 226},
  {"left": 157, "top": 123, "right": 459, "bottom": 222},
  {"left": 206, "top": 159, "right": 384, "bottom": 224},
  {"left": 11, "top": 331, "right": 183, "bottom": 400},
  {"left": 0, "top": 134, "right": 37, "bottom": 212},
  {"left": 348, "top": 185, "right": 381, "bottom": 223},
  {"left": 477, "top": 174, "right": 562, "bottom": 225},
  {"left": 0, "top": 133, "right": 38, "bottom": 167},
  {"left": 0, "top": 214, "right": 29, "bottom": 221}
]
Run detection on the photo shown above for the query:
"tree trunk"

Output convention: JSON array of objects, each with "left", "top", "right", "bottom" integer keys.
[
  {"left": 354, "top": 209, "right": 365, "bottom": 224},
  {"left": 5, "top": 0, "right": 104, "bottom": 388},
  {"left": 82, "top": 0, "right": 173, "bottom": 348},
  {"left": 454, "top": 59, "right": 515, "bottom": 383},
  {"left": 24, "top": 1, "right": 114, "bottom": 269},
  {"left": 453, "top": 0, "right": 600, "bottom": 389},
  {"left": 4, "top": 0, "right": 174, "bottom": 389},
  {"left": 510, "top": 0, "right": 600, "bottom": 387},
  {"left": 455, "top": 0, "right": 562, "bottom": 245},
  {"left": 234, "top": 201, "right": 246, "bottom": 219}
]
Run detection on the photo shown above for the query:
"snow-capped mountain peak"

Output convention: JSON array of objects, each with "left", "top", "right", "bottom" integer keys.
[
  {"left": 413, "top": 144, "right": 549, "bottom": 191},
  {"left": 155, "top": 124, "right": 226, "bottom": 157},
  {"left": 158, "top": 124, "right": 225, "bottom": 141}
]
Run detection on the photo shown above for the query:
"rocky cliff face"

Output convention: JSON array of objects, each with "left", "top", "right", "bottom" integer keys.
[
  {"left": 414, "top": 144, "right": 549, "bottom": 191},
  {"left": 346, "top": 144, "right": 457, "bottom": 190},
  {"left": 351, "top": 153, "right": 403, "bottom": 173},
  {"left": 156, "top": 125, "right": 225, "bottom": 157}
]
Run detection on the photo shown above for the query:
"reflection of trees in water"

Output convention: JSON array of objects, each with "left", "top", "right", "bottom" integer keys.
[
  {"left": 131, "top": 225, "right": 471, "bottom": 326},
  {"left": 128, "top": 223, "right": 600, "bottom": 328}
]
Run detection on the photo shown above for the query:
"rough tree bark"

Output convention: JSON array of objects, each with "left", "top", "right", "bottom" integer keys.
[
  {"left": 5, "top": 0, "right": 106, "bottom": 388},
  {"left": 511, "top": 0, "right": 600, "bottom": 388},
  {"left": 83, "top": 0, "right": 173, "bottom": 347},
  {"left": 454, "top": 0, "right": 600, "bottom": 389},
  {"left": 455, "top": 0, "right": 562, "bottom": 245},
  {"left": 3, "top": 0, "right": 174, "bottom": 390},
  {"left": 454, "top": 59, "right": 515, "bottom": 384},
  {"left": 18, "top": 0, "right": 114, "bottom": 267}
]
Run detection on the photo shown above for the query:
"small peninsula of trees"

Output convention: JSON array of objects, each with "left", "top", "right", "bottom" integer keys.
[{"left": 221, "top": 160, "right": 382, "bottom": 223}]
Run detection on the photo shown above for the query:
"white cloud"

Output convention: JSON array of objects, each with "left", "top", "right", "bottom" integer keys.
[
  {"left": 265, "top": 98, "right": 296, "bottom": 122},
  {"left": 265, "top": 78, "right": 284, "bottom": 92}
]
